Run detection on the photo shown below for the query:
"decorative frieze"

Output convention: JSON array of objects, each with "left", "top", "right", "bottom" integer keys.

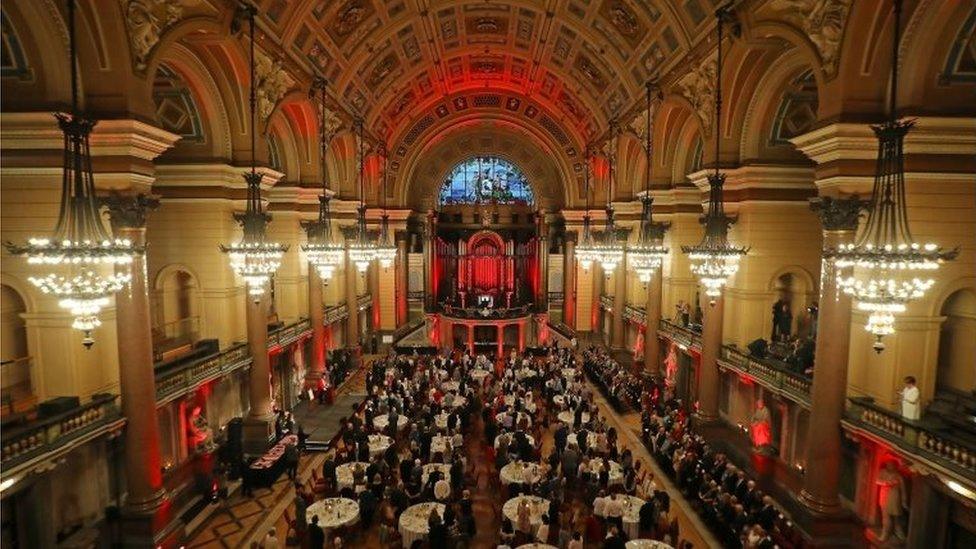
[
  {"left": 770, "top": 0, "right": 853, "bottom": 79},
  {"left": 809, "top": 195, "right": 866, "bottom": 232},
  {"left": 120, "top": 0, "right": 184, "bottom": 73}
]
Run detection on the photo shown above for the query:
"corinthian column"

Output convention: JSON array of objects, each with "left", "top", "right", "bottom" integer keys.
[
  {"left": 800, "top": 196, "right": 865, "bottom": 514},
  {"left": 698, "top": 293, "right": 724, "bottom": 422},
  {"left": 563, "top": 236, "right": 577, "bottom": 329},
  {"left": 307, "top": 265, "right": 325, "bottom": 382},
  {"left": 612, "top": 253, "right": 627, "bottom": 350},
  {"left": 105, "top": 194, "right": 183, "bottom": 544},
  {"left": 243, "top": 290, "right": 273, "bottom": 452},
  {"left": 396, "top": 236, "right": 409, "bottom": 326},
  {"left": 644, "top": 267, "right": 664, "bottom": 375}
]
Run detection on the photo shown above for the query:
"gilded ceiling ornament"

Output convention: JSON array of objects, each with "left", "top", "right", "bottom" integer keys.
[
  {"left": 335, "top": 0, "right": 368, "bottom": 37},
  {"left": 367, "top": 54, "right": 398, "bottom": 87},
  {"left": 607, "top": 1, "right": 640, "bottom": 37},
  {"left": 475, "top": 17, "right": 500, "bottom": 33},
  {"left": 574, "top": 54, "right": 607, "bottom": 89},
  {"left": 678, "top": 58, "right": 717, "bottom": 134},
  {"left": 254, "top": 48, "right": 295, "bottom": 122},
  {"left": 770, "top": 0, "right": 853, "bottom": 78},
  {"left": 120, "top": 0, "right": 184, "bottom": 73}
]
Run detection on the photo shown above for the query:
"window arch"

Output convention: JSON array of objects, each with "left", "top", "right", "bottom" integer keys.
[{"left": 439, "top": 156, "right": 534, "bottom": 206}]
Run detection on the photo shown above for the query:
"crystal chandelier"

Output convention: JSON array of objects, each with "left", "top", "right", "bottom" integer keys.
[
  {"left": 373, "top": 143, "right": 397, "bottom": 269},
  {"left": 4, "top": 0, "right": 137, "bottom": 349},
  {"left": 681, "top": 7, "right": 748, "bottom": 304},
  {"left": 220, "top": 6, "right": 287, "bottom": 299},
  {"left": 301, "top": 77, "right": 345, "bottom": 282},
  {"left": 575, "top": 146, "right": 598, "bottom": 271},
  {"left": 347, "top": 119, "right": 377, "bottom": 273},
  {"left": 628, "top": 82, "right": 669, "bottom": 286},
  {"left": 591, "top": 123, "right": 624, "bottom": 274},
  {"left": 829, "top": 0, "right": 956, "bottom": 353}
]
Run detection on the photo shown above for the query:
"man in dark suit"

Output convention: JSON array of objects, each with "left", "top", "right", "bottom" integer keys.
[{"left": 308, "top": 515, "right": 325, "bottom": 548}]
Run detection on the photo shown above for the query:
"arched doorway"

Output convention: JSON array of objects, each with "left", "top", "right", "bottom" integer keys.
[
  {"left": 1, "top": 284, "right": 33, "bottom": 415},
  {"left": 153, "top": 267, "right": 200, "bottom": 357},
  {"left": 937, "top": 288, "right": 976, "bottom": 395}
]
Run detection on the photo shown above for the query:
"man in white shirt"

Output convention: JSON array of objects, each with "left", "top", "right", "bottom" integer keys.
[
  {"left": 900, "top": 376, "right": 921, "bottom": 420},
  {"left": 604, "top": 492, "right": 624, "bottom": 530},
  {"left": 592, "top": 491, "right": 609, "bottom": 517}
]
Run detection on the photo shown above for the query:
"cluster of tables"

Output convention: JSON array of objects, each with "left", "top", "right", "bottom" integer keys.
[{"left": 398, "top": 501, "right": 445, "bottom": 548}]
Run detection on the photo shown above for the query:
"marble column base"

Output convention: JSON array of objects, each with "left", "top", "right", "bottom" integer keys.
[{"left": 118, "top": 494, "right": 185, "bottom": 548}]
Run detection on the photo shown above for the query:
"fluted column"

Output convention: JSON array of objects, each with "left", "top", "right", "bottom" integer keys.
[
  {"left": 592, "top": 262, "right": 605, "bottom": 340},
  {"left": 612, "top": 257, "right": 627, "bottom": 349},
  {"left": 105, "top": 195, "right": 181, "bottom": 543},
  {"left": 396, "top": 237, "right": 409, "bottom": 326},
  {"left": 698, "top": 293, "right": 724, "bottom": 422},
  {"left": 243, "top": 291, "right": 273, "bottom": 450},
  {"left": 800, "top": 196, "right": 864, "bottom": 514},
  {"left": 345, "top": 240, "right": 361, "bottom": 352},
  {"left": 563, "top": 236, "right": 576, "bottom": 328},
  {"left": 644, "top": 267, "right": 664, "bottom": 375},
  {"left": 307, "top": 265, "right": 325, "bottom": 381},
  {"left": 424, "top": 211, "right": 437, "bottom": 310},
  {"left": 536, "top": 213, "right": 549, "bottom": 310}
]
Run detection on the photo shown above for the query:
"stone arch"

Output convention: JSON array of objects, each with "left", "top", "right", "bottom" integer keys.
[
  {"left": 0, "top": 278, "right": 35, "bottom": 414},
  {"left": 655, "top": 96, "right": 703, "bottom": 186},
  {"left": 0, "top": 0, "right": 72, "bottom": 110},
  {"left": 766, "top": 265, "right": 818, "bottom": 339},
  {"left": 935, "top": 286, "right": 976, "bottom": 395},
  {"left": 151, "top": 43, "right": 235, "bottom": 161},
  {"left": 152, "top": 263, "right": 202, "bottom": 342},
  {"left": 738, "top": 48, "right": 819, "bottom": 163}
]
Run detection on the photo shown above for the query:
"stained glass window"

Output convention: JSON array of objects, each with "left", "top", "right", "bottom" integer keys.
[{"left": 439, "top": 156, "right": 534, "bottom": 205}]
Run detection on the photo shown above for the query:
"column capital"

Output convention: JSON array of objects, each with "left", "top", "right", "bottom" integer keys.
[
  {"left": 809, "top": 195, "right": 867, "bottom": 232},
  {"left": 102, "top": 192, "right": 160, "bottom": 230}
]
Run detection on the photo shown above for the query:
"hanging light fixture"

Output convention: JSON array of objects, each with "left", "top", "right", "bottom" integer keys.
[
  {"left": 4, "top": 0, "right": 137, "bottom": 349},
  {"left": 347, "top": 118, "right": 377, "bottom": 273},
  {"left": 830, "top": 0, "right": 956, "bottom": 353},
  {"left": 681, "top": 6, "right": 748, "bottom": 304},
  {"left": 220, "top": 5, "right": 287, "bottom": 299},
  {"left": 592, "top": 122, "right": 624, "bottom": 274},
  {"left": 301, "top": 77, "right": 345, "bottom": 282},
  {"left": 628, "top": 81, "right": 670, "bottom": 286},
  {"left": 576, "top": 146, "right": 598, "bottom": 271},
  {"left": 373, "top": 143, "right": 397, "bottom": 269}
]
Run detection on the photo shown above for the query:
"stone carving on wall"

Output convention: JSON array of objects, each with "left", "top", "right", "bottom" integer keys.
[
  {"left": 770, "top": 0, "right": 853, "bottom": 78},
  {"left": 120, "top": 0, "right": 184, "bottom": 73},
  {"left": 254, "top": 48, "right": 295, "bottom": 122},
  {"left": 678, "top": 57, "right": 717, "bottom": 134}
]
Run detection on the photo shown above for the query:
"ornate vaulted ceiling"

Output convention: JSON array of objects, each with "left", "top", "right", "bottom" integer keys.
[{"left": 253, "top": 0, "right": 719, "bottom": 145}]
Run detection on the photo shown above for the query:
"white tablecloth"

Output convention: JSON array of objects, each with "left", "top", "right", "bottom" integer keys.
[
  {"left": 398, "top": 502, "right": 445, "bottom": 549},
  {"left": 518, "top": 545, "right": 559, "bottom": 549},
  {"left": 561, "top": 368, "right": 577, "bottom": 379},
  {"left": 503, "top": 495, "right": 550, "bottom": 530},
  {"left": 586, "top": 459, "right": 624, "bottom": 486},
  {"left": 368, "top": 434, "right": 392, "bottom": 457},
  {"left": 626, "top": 540, "right": 673, "bottom": 549},
  {"left": 444, "top": 395, "right": 467, "bottom": 409},
  {"left": 305, "top": 497, "right": 359, "bottom": 530},
  {"left": 494, "top": 432, "right": 534, "bottom": 450},
  {"left": 373, "top": 414, "right": 409, "bottom": 431},
  {"left": 499, "top": 461, "right": 541, "bottom": 486},
  {"left": 566, "top": 431, "right": 589, "bottom": 449},
  {"left": 335, "top": 462, "right": 369, "bottom": 492},
  {"left": 430, "top": 434, "right": 458, "bottom": 456},
  {"left": 422, "top": 463, "right": 451, "bottom": 485},
  {"left": 596, "top": 495, "right": 645, "bottom": 539},
  {"left": 496, "top": 411, "right": 532, "bottom": 428},
  {"left": 557, "top": 410, "right": 590, "bottom": 426},
  {"left": 470, "top": 369, "right": 491, "bottom": 382},
  {"left": 441, "top": 380, "right": 460, "bottom": 392},
  {"left": 435, "top": 412, "right": 450, "bottom": 430},
  {"left": 516, "top": 368, "right": 538, "bottom": 380}
]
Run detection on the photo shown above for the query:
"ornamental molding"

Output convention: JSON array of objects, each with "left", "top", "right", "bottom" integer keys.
[
  {"left": 120, "top": 0, "right": 185, "bottom": 74},
  {"left": 677, "top": 58, "right": 717, "bottom": 135},
  {"left": 254, "top": 48, "right": 296, "bottom": 123},
  {"left": 769, "top": 0, "right": 853, "bottom": 79},
  {"left": 102, "top": 192, "right": 161, "bottom": 229},
  {"left": 809, "top": 195, "right": 866, "bottom": 231}
]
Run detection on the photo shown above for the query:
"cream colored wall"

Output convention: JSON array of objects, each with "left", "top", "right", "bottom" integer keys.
[
  {"left": 723, "top": 202, "right": 822, "bottom": 347},
  {"left": 1, "top": 168, "right": 121, "bottom": 401},
  {"left": 937, "top": 289, "right": 976, "bottom": 393},
  {"left": 267, "top": 212, "right": 306, "bottom": 323},
  {"left": 146, "top": 200, "right": 247, "bottom": 347},
  {"left": 661, "top": 212, "right": 704, "bottom": 322},
  {"left": 378, "top": 262, "right": 396, "bottom": 330},
  {"left": 846, "top": 170, "right": 976, "bottom": 410},
  {"left": 575, "top": 264, "right": 594, "bottom": 331}
]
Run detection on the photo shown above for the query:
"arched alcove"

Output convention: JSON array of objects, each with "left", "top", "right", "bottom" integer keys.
[
  {"left": 768, "top": 268, "right": 817, "bottom": 340},
  {"left": 937, "top": 288, "right": 976, "bottom": 395},
  {"left": 153, "top": 266, "right": 200, "bottom": 355},
  {"left": 1, "top": 283, "right": 32, "bottom": 415}
]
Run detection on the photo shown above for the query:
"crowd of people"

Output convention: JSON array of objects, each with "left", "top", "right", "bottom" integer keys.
[
  {"left": 641, "top": 393, "right": 804, "bottom": 548},
  {"left": 582, "top": 347, "right": 645, "bottom": 412}
]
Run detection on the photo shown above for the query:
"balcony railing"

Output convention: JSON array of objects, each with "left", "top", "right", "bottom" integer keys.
[
  {"left": 440, "top": 303, "right": 535, "bottom": 320},
  {"left": 407, "top": 291, "right": 425, "bottom": 300},
  {"left": 1, "top": 394, "right": 122, "bottom": 475},
  {"left": 718, "top": 345, "right": 812, "bottom": 407},
  {"left": 356, "top": 294, "right": 372, "bottom": 310},
  {"left": 846, "top": 396, "right": 976, "bottom": 482},
  {"left": 1, "top": 356, "right": 36, "bottom": 416},
  {"left": 391, "top": 317, "right": 426, "bottom": 345},
  {"left": 657, "top": 319, "right": 702, "bottom": 350},
  {"left": 548, "top": 292, "right": 564, "bottom": 304},
  {"left": 599, "top": 294, "right": 614, "bottom": 311},
  {"left": 547, "top": 320, "right": 576, "bottom": 341},
  {"left": 151, "top": 316, "right": 200, "bottom": 361},
  {"left": 268, "top": 318, "right": 311, "bottom": 348},
  {"left": 324, "top": 303, "right": 350, "bottom": 323},
  {"left": 623, "top": 304, "right": 646, "bottom": 326}
]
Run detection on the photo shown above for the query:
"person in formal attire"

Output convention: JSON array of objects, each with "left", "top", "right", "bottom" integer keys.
[
  {"left": 750, "top": 399, "right": 773, "bottom": 454},
  {"left": 899, "top": 376, "right": 921, "bottom": 420},
  {"left": 308, "top": 515, "right": 325, "bottom": 549},
  {"left": 876, "top": 461, "right": 908, "bottom": 542}
]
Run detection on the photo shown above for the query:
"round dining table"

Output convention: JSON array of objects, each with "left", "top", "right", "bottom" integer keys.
[
  {"left": 398, "top": 502, "right": 445, "bottom": 549},
  {"left": 557, "top": 410, "right": 591, "bottom": 426},
  {"left": 626, "top": 540, "right": 674, "bottom": 549},
  {"left": 305, "top": 497, "right": 359, "bottom": 531},
  {"left": 372, "top": 414, "right": 409, "bottom": 432},
  {"left": 421, "top": 462, "right": 452, "bottom": 485},
  {"left": 502, "top": 495, "right": 550, "bottom": 530},
  {"left": 595, "top": 495, "right": 646, "bottom": 539},
  {"left": 334, "top": 462, "right": 369, "bottom": 492},
  {"left": 499, "top": 461, "right": 541, "bottom": 486},
  {"left": 494, "top": 432, "right": 534, "bottom": 450},
  {"left": 367, "top": 434, "right": 392, "bottom": 457}
]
